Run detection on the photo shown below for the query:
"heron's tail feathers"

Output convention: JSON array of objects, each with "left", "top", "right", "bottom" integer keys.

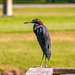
[
  {"left": 47, "top": 52, "right": 51, "bottom": 60},
  {"left": 44, "top": 50, "right": 51, "bottom": 60}
]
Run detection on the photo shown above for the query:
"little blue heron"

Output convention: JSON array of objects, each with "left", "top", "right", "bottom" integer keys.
[{"left": 24, "top": 19, "right": 51, "bottom": 67}]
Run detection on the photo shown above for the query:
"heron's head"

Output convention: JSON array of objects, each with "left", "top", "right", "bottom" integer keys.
[{"left": 24, "top": 19, "right": 43, "bottom": 25}]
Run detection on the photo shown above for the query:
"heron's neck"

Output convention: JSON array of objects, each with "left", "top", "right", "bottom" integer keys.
[{"left": 38, "top": 22, "right": 43, "bottom": 25}]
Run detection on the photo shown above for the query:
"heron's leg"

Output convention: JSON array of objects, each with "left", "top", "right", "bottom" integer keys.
[
  {"left": 40, "top": 53, "right": 44, "bottom": 67},
  {"left": 45, "top": 56, "right": 47, "bottom": 68}
]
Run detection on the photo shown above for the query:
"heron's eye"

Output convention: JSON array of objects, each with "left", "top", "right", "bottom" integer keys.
[
  {"left": 34, "top": 19, "right": 37, "bottom": 22},
  {"left": 33, "top": 19, "right": 37, "bottom": 23}
]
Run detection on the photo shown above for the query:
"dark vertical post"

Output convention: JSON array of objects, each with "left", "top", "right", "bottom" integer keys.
[{"left": 3, "top": 0, "right": 7, "bottom": 16}]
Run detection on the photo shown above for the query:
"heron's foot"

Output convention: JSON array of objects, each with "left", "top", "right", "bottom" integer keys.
[
  {"left": 45, "top": 65, "right": 47, "bottom": 68},
  {"left": 35, "top": 66, "right": 47, "bottom": 68},
  {"left": 36, "top": 66, "right": 47, "bottom": 68},
  {"left": 34, "top": 66, "right": 42, "bottom": 68},
  {"left": 45, "top": 64, "right": 47, "bottom": 68}
]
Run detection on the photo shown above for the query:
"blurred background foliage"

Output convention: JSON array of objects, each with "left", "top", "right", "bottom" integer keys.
[{"left": 0, "top": 0, "right": 75, "bottom": 4}]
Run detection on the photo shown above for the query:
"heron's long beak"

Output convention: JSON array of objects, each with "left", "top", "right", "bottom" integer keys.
[{"left": 24, "top": 21, "right": 33, "bottom": 24}]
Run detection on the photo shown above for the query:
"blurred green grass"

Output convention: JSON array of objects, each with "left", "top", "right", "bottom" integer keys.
[
  {"left": 0, "top": 40, "right": 75, "bottom": 70},
  {"left": 0, "top": 8, "right": 75, "bottom": 33}
]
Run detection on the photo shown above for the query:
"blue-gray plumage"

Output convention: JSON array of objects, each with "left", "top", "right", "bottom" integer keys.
[{"left": 24, "top": 19, "right": 51, "bottom": 67}]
